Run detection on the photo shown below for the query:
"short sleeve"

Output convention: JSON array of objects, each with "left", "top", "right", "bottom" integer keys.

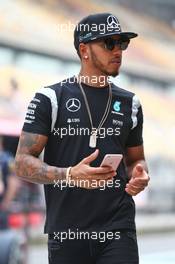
[
  {"left": 126, "top": 95, "right": 143, "bottom": 147},
  {"left": 22, "top": 91, "right": 52, "bottom": 136}
]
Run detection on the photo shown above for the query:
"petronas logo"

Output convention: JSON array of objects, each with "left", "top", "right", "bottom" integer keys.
[{"left": 113, "top": 101, "right": 121, "bottom": 112}]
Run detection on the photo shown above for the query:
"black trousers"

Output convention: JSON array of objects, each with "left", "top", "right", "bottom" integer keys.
[{"left": 48, "top": 230, "right": 139, "bottom": 264}]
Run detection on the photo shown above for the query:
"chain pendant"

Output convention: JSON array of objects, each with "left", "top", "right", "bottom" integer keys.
[{"left": 89, "top": 131, "right": 97, "bottom": 148}]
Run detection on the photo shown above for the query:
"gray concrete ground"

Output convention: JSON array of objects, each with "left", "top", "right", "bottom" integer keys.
[{"left": 136, "top": 213, "right": 175, "bottom": 233}]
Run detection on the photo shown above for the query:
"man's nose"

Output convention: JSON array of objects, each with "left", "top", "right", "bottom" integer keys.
[{"left": 112, "top": 46, "right": 122, "bottom": 55}]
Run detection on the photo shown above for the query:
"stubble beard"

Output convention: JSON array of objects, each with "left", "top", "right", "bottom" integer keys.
[{"left": 90, "top": 47, "right": 120, "bottom": 77}]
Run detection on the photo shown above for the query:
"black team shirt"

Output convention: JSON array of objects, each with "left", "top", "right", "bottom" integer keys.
[{"left": 23, "top": 77, "right": 143, "bottom": 233}]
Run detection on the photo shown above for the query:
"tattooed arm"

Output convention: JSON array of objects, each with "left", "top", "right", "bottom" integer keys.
[{"left": 15, "top": 131, "right": 67, "bottom": 184}]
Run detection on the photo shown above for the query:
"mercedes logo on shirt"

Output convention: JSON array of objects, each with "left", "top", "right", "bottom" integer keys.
[{"left": 66, "top": 98, "right": 81, "bottom": 112}]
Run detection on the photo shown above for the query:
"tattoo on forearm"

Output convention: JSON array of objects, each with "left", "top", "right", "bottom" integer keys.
[
  {"left": 15, "top": 132, "right": 67, "bottom": 184},
  {"left": 17, "top": 132, "right": 45, "bottom": 157}
]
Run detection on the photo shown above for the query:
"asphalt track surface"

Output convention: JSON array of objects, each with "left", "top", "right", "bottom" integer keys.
[{"left": 29, "top": 232, "right": 175, "bottom": 264}]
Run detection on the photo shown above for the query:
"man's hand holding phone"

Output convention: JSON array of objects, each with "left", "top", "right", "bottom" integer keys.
[{"left": 70, "top": 150, "right": 122, "bottom": 189}]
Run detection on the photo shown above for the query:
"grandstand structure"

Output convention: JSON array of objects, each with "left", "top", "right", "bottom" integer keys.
[
  {"left": 0, "top": 0, "right": 174, "bottom": 142},
  {"left": 0, "top": 0, "right": 175, "bottom": 83},
  {"left": 0, "top": 0, "right": 175, "bottom": 211},
  {"left": 114, "top": 0, "right": 175, "bottom": 28}
]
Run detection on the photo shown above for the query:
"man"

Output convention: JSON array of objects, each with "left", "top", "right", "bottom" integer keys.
[{"left": 15, "top": 13, "right": 150, "bottom": 264}]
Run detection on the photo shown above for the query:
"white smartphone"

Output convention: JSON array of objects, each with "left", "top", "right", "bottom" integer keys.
[{"left": 100, "top": 154, "right": 123, "bottom": 171}]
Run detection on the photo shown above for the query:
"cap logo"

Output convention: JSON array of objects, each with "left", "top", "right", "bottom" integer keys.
[
  {"left": 79, "top": 32, "right": 92, "bottom": 42},
  {"left": 107, "top": 15, "right": 121, "bottom": 31}
]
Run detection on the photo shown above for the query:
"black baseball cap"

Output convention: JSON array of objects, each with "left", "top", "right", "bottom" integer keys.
[{"left": 74, "top": 13, "right": 138, "bottom": 51}]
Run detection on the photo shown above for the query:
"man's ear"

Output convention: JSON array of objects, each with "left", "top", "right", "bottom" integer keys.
[{"left": 79, "top": 43, "right": 89, "bottom": 60}]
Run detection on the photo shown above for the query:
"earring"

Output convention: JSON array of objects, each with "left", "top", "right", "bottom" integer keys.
[{"left": 84, "top": 55, "right": 88, "bottom": 59}]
